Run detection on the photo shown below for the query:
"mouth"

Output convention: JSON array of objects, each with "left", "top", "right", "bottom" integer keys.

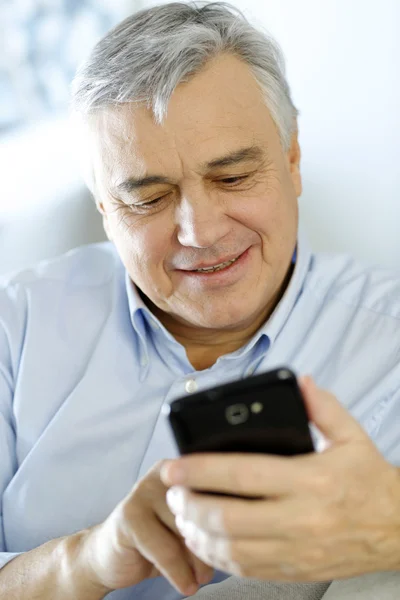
[
  {"left": 175, "top": 248, "right": 251, "bottom": 284},
  {"left": 188, "top": 255, "right": 241, "bottom": 273}
]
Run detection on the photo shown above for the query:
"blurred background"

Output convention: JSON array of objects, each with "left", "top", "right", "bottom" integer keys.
[{"left": 1, "top": 0, "right": 399, "bottom": 275}]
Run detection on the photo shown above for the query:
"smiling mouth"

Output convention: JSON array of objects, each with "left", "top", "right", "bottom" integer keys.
[{"left": 189, "top": 256, "right": 240, "bottom": 273}]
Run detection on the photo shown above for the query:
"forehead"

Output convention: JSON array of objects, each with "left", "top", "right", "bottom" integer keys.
[{"left": 91, "top": 54, "right": 279, "bottom": 182}]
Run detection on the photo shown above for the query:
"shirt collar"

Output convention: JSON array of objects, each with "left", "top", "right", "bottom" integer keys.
[
  {"left": 125, "top": 271, "right": 151, "bottom": 329},
  {"left": 259, "top": 225, "right": 312, "bottom": 345},
  {"left": 125, "top": 226, "right": 312, "bottom": 361},
  {"left": 125, "top": 273, "right": 152, "bottom": 372},
  {"left": 211, "top": 226, "right": 312, "bottom": 364}
]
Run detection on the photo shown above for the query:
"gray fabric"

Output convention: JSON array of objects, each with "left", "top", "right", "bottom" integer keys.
[
  {"left": 190, "top": 577, "right": 330, "bottom": 599},
  {"left": 189, "top": 571, "right": 400, "bottom": 599},
  {"left": 322, "top": 571, "right": 400, "bottom": 599}
]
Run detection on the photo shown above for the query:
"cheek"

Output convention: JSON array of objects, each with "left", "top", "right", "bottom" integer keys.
[
  {"left": 231, "top": 186, "right": 297, "bottom": 267},
  {"left": 109, "top": 208, "right": 173, "bottom": 275},
  {"left": 137, "top": 225, "right": 170, "bottom": 270},
  {"left": 232, "top": 188, "right": 289, "bottom": 235}
]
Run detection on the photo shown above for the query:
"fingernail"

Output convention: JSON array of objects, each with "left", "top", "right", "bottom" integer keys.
[
  {"left": 197, "top": 570, "right": 213, "bottom": 585},
  {"left": 307, "top": 377, "right": 319, "bottom": 394},
  {"left": 161, "top": 460, "right": 186, "bottom": 485},
  {"left": 185, "top": 582, "right": 199, "bottom": 596},
  {"left": 300, "top": 375, "right": 314, "bottom": 391}
]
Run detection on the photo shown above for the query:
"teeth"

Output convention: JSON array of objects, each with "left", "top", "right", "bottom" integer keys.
[{"left": 193, "top": 257, "right": 238, "bottom": 273}]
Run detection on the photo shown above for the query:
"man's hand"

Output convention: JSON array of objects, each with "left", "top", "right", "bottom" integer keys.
[
  {"left": 161, "top": 376, "right": 400, "bottom": 582},
  {"left": 80, "top": 461, "right": 214, "bottom": 596}
]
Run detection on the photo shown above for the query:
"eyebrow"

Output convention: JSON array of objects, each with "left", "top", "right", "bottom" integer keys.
[
  {"left": 205, "top": 145, "right": 265, "bottom": 169},
  {"left": 114, "top": 145, "right": 265, "bottom": 195}
]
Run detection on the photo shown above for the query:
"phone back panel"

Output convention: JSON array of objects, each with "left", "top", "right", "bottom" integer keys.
[{"left": 167, "top": 368, "right": 314, "bottom": 456}]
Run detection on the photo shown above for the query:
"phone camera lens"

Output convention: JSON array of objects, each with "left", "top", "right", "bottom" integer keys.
[
  {"left": 225, "top": 403, "right": 249, "bottom": 425},
  {"left": 277, "top": 368, "right": 292, "bottom": 380}
]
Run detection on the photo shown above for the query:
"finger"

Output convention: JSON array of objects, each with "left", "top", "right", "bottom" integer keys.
[
  {"left": 183, "top": 532, "right": 331, "bottom": 582},
  {"left": 153, "top": 486, "right": 213, "bottom": 585},
  {"left": 186, "top": 547, "right": 215, "bottom": 585},
  {"left": 162, "top": 452, "right": 307, "bottom": 497},
  {"left": 183, "top": 531, "right": 302, "bottom": 581},
  {"left": 133, "top": 512, "right": 199, "bottom": 596},
  {"left": 186, "top": 531, "right": 376, "bottom": 582},
  {"left": 298, "top": 376, "right": 368, "bottom": 444},
  {"left": 171, "top": 488, "right": 296, "bottom": 538},
  {"left": 184, "top": 529, "right": 241, "bottom": 576}
]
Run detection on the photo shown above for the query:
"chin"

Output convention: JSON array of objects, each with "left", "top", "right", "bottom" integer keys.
[{"left": 192, "top": 306, "right": 258, "bottom": 330}]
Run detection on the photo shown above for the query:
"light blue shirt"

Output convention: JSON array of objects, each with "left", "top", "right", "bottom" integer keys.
[{"left": 1, "top": 230, "right": 400, "bottom": 599}]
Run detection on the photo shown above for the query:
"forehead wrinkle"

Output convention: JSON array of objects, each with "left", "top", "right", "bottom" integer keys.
[
  {"left": 109, "top": 139, "right": 270, "bottom": 196},
  {"left": 111, "top": 138, "right": 186, "bottom": 195},
  {"left": 96, "top": 118, "right": 154, "bottom": 191},
  {"left": 94, "top": 105, "right": 271, "bottom": 195}
]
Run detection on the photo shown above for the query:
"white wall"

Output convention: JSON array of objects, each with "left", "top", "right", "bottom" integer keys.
[
  {"left": 143, "top": 0, "right": 400, "bottom": 269},
  {"left": 238, "top": 0, "right": 400, "bottom": 270}
]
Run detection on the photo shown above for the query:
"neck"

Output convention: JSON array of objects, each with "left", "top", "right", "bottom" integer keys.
[
  {"left": 140, "top": 264, "right": 294, "bottom": 371},
  {"left": 172, "top": 314, "right": 268, "bottom": 371}
]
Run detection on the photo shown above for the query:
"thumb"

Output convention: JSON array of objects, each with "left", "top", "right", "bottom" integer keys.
[{"left": 298, "top": 375, "right": 367, "bottom": 445}]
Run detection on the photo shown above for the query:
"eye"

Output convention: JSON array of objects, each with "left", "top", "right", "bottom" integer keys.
[
  {"left": 219, "top": 175, "right": 249, "bottom": 185},
  {"left": 136, "top": 194, "right": 169, "bottom": 209},
  {"left": 142, "top": 196, "right": 165, "bottom": 206}
]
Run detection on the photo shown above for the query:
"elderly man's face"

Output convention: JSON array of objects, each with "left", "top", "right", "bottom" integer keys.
[{"left": 92, "top": 54, "right": 301, "bottom": 332}]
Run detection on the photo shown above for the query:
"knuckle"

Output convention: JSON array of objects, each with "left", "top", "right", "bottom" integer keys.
[
  {"left": 118, "top": 498, "right": 141, "bottom": 524},
  {"left": 134, "top": 471, "right": 164, "bottom": 504},
  {"left": 308, "top": 469, "right": 335, "bottom": 495},
  {"left": 109, "top": 502, "right": 142, "bottom": 549},
  {"left": 293, "top": 509, "right": 333, "bottom": 538}
]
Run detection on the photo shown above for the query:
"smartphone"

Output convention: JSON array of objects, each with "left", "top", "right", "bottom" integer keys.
[{"left": 166, "top": 367, "right": 315, "bottom": 456}]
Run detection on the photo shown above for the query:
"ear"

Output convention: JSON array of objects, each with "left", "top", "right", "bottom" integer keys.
[
  {"left": 95, "top": 199, "right": 113, "bottom": 242},
  {"left": 286, "top": 123, "right": 302, "bottom": 197}
]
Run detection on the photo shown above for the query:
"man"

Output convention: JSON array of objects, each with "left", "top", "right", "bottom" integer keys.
[{"left": 0, "top": 2, "right": 400, "bottom": 599}]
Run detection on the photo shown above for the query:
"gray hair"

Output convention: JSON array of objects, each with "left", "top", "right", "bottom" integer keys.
[{"left": 71, "top": 1, "right": 298, "bottom": 192}]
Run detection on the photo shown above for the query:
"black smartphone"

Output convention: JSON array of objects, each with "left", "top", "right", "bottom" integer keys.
[{"left": 166, "top": 367, "right": 315, "bottom": 456}]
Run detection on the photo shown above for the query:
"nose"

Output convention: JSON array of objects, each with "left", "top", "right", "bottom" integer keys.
[{"left": 175, "top": 189, "right": 230, "bottom": 249}]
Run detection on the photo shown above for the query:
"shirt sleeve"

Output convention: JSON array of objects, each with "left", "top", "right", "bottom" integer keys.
[
  {"left": 372, "top": 384, "right": 400, "bottom": 467},
  {"left": 0, "top": 283, "right": 25, "bottom": 569}
]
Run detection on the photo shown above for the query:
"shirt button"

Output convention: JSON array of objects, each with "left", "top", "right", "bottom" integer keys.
[
  {"left": 246, "top": 366, "right": 255, "bottom": 377},
  {"left": 150, "top": 320, "right": 159, "bottom": 330},
  {"left": 185, "top": 379, "right": 198, "bottom": 394}
]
